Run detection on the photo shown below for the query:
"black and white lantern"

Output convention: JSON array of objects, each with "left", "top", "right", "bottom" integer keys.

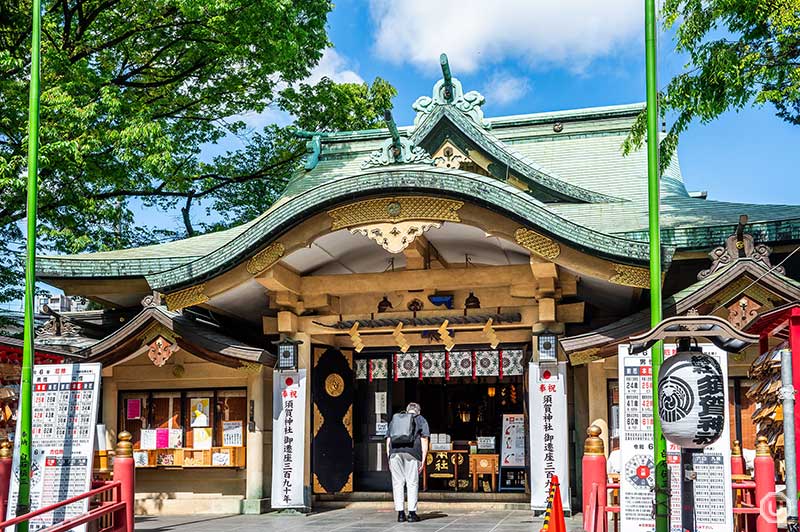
[
  {"left": 658, "top": 345, "right": 725, "bottom": 448},
  {"left": 537, "top": 332, "right": 558, "bottom": 363},
  {"left": 273, "top": 337, "right": 302, "bottom": 371}
]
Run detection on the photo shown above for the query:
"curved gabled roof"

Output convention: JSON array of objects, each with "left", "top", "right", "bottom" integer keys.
[{"left": 145, "top": 165, "right": 657, "bottom": 292}]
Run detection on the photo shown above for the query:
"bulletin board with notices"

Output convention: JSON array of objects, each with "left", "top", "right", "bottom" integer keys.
[{"left": 120, "top": 388, "right": 247, "bottom": 469}]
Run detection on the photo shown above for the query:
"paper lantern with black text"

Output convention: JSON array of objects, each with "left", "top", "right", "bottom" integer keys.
[{"left": 657, "top": 350, "right": 725, "bottom": 449}]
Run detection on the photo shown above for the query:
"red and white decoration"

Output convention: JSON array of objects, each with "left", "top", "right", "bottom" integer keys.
[
  {"left": 529, "top": 361, "right": 570, "bottom": 512},
  {"left": 355, "top": 349, "right": 525, "bottom": 380},
  {"left": 271, "top": 370, "right": 308, "bottom": 509}
]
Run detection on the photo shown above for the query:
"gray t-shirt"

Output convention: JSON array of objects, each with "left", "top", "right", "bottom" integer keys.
[{"left": 389, "top": 414, "right": 430, "bottom": 461}]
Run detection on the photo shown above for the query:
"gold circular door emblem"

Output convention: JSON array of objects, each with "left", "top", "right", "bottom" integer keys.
[{"left": 325, "top": 373, "right": 345, "bottom": 397}]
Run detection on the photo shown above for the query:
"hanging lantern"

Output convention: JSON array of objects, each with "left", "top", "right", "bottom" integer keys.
[
  {"left": 487, "top": 386, "right": 496, "bottom": 398},
  {"left": 658, "top": 345, "right": 725, "bottom": 448},
  {"left": 272, "top": 337, "right": 302, "bottom": 371},
  {"left": 537, "top": 332, "right": 558, "bottom": 363}
]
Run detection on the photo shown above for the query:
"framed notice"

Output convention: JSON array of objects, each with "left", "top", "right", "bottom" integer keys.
[
  {"left": 126, "top": 398, "right": 141, "bottom": 420},
  {"left": 222, "top": 421, "right": 243, "bottom": 447},
  {"left": 618, "top": 344, "right": 733, "bottom": 532},
  {"left": 140, "top": 429, "right": 156, "bottom": 450},
  {"left": 500, "top": 414, "right": 526, "bottom": 492},
  {"left": 6, "top": 363, "right": 102, "bottom": 532},
  {"left": 529, "top": 362, "right": 570, "bottom": 512},
  {"left": 190, "top": 398, "right": 210, "bottom": 427},
  {"left": 193, "top": 427, "right": 212, "bottom": 450}
]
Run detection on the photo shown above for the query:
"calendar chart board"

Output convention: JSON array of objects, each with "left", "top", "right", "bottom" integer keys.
[
  {"left": 6, "top": 363, "right": 102, "bottom": 532},
  {"left": 618, "top": 345, "right": 732, "bottom": 532}
]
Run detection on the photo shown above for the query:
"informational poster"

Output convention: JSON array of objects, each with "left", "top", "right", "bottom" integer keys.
[
  {"left": 271, "top": 370, "right": 307, "bottom": 509},
  {"left": 140, "top": 429, "right": 156, "bottom": 450},
  {"left": 126, "top": 398, "right": 141, "bottom": 420},
  {"left": 375, "top": 392, "right": 387, "bottom": 414},
  {"left": 529, "top": 362, "right": 570, "bottom": 512},
  {"left": 6, "top": 363, "right": 101, "bottom": 532},
  {"left": 501, "top": 414, "right": 525, "bottom": 467},
  {"left": 212, "top": 450, "right": 231, "bottom": 466},
  {"left": 155, "top": 428, "right": 169, "bottom": 449},
  {"left": 168, "top": 428, "right": 182, "bottom": 448},
  {"left": 190, "top": 398, "right": 210, "bottom": 427},
  {"left": 618, "top": 344, "right": 733, "bottom": 532},
  {"left": 192, "top": 428, "right": 212, "bottom": 450},
  {"left": 375, "top": 422, "right": 388, "bottom": 436},
  {"left": 222, "top": 421, "right": 243, "bottom": 447}
]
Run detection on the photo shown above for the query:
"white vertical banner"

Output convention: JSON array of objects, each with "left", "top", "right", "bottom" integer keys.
[
  {"left": 618, "top": 345, "right": 733, "bottom": 532},
  {"left": 529, "top": 361, "right": 570, "bottom": 512},
  {"left": 6, "top": 363, "right": 102, "bottom": 532},
  {"left": 271, "top": 370, "right": 307, "bottom": 509}
]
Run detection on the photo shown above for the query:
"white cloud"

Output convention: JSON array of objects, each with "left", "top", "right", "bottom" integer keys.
[
  {"left": 483, "top": 73, "right": 530, "bottom": 106},
  {"left": 305, "top": 48, "right": 365, "bottom": 85},
  {"left": 369, "top": 0, "right": 643, "bottom": 73}
]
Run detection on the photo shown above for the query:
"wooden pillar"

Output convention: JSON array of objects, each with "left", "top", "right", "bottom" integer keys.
[
  {"left": 102, "top": 371, "right": 118, "bottom": 450},
  {"left": 243, "top": 367, "right": 269, "bottom": 514},
  {"left": 587, "top": 360, "right": 609, "bottom": 456}
]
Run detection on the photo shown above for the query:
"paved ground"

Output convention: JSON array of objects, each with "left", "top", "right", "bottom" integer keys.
[{"left": 135, "top": 508, "right": 584, "bottom": 532}]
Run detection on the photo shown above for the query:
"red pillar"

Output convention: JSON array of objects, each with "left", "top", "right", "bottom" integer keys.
[
  {"left": 582, "top": 426, "right": 607, "bottom": 532},
  {"left": 112, "top": 431, "right": 135, "bottom": 532},
  {"left": 0, "top": 439, "right": 12, "bottom": 520},
  {"left": 754, "top": 436, "right": 777, "bottom": 532},
  {"left": 790, "top": 308, "right": 800, "bottom": 521}
]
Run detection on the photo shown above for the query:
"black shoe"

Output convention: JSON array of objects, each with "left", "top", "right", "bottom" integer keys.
[
  {"left": 398, "top": 512, "right": 407, "bottom": 522},
  {"left": 408, "top": 512, "right": 420, "bottom": 522}
]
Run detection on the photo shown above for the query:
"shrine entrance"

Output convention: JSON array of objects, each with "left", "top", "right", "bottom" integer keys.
[{"left": 350, "top": 348, "right": 528, "bottom": 494}]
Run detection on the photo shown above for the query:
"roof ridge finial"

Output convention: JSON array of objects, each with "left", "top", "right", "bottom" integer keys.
[
  {"left": 360, "top": 109, "right": 433, "bottom": 169},
  {"left": 411, "top": 53, "right": 490, "bottom": 130},
  {"left": 697, "top": 213, "right": 785, "bottom": 280},
  {"left": 440, "top": 53, "right": 454, "bottom": 102}
]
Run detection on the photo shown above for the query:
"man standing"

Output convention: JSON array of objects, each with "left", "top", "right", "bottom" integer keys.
[{"left": 386, "top": 402, "right": 430, "bottom": 522}]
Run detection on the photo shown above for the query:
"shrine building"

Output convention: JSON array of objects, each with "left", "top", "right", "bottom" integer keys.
[{"left": 11, "top": 60, "right": 800, "bottom": 515}]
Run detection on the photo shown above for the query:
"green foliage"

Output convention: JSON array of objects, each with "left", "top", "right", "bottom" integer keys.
[
  {"left": 623, "top": 0, "right": 800, "bottom": 168},
  {"left": 0, "top": 0, "right": 396, "bottom": 304}
]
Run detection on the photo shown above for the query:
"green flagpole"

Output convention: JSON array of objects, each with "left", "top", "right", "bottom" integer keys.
[
  {"left": 17, "top": 0, "right": 42, "bottom": 527},
  {"left": 645, "top": 0, "right": 668, "bottom": 531}
]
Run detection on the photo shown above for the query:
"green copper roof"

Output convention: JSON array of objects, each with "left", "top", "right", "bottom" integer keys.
[
  {"left": 37, "top": 222, "right": 254, "bottom": 279},
  {"left": 35, "top": 95, "right": 800, "bottom": 289},
  {"left": 145, "top": 165, "right": 659, "bottom": 291}
]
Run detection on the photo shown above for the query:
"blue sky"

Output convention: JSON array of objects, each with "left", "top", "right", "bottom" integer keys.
[
  {"left": 314, "top": 0, "right": 799, "bottom": 205},
  {"left": 6, "top": 1, "right": 799, "bottom": 311}
]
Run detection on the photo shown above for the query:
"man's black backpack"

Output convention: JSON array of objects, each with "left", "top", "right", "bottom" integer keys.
[{"left": 388, "top": 412, "right": 417, "bottom": 445}]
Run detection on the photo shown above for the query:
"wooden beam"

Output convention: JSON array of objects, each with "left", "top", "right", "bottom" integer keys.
[
  {"left": 302, "top": 293, "right": 340, "bottom": 313},
  {"left": 530, "top": 261, "right": 558, "bottom": 280},
  {"left": 510, "top": 283, "right": 537, "bottom": 298},
  {"left": 278, "top": 311, "right": 298, "bottom": 334},
  {"left": 538, "top": 298, "right": 556, "bottom": 323},
  {"left": 561, "top": 273, "right": 578, "bottom": 298},
  {"left": 557, "top": 302, "right": 585, "bottom": 324},
  {"left": 403, "top": 237, "right": 427, "bottom": 271},
  {"left": 255, "top": 263, "right": 301, "bottom": 294},
  {"left": 300, "top": 264, "right": 533, "bottom": 296}
]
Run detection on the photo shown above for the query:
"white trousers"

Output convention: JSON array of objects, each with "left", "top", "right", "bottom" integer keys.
[{"left": 389, "top": 453, "right": 420, "bottom": 512}]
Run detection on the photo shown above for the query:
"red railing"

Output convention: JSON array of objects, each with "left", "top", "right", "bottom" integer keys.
[
  {"left": 0, "top": 481, "right": 125, "bottom": 532},
  {"left": 0, "top": 431, "right": 134, "bottom": 532}
]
